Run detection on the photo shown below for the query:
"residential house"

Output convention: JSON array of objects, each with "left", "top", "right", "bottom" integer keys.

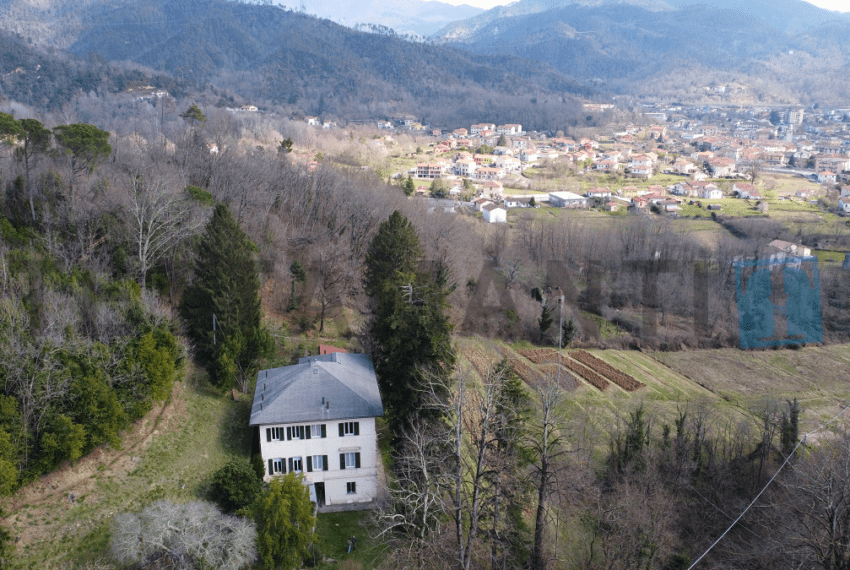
[
  {"left": 732, "top": 183, "right": 761, "bottom": 200},
  {"left": 250, "top": 352, "right": 384, "bottom": 509},
  {"left": 482, "top": 203, "right": 507, "bottom": 223},
  {"left": 240, "top": 105, "right": 258, "bottom": 112},
  {"left": 586, "top": 187, "right": 612, "bottom": 199},
  {"left": 475, "top": 198, "right": 494, "bottom": 211},
  {"left": 818, "top": 171, "right": 838, "bottom": 185},
  {"left": 700, "top": 185, "right": 723, "bottom": 200},
  {"left": 306, "top": 117, "right": 321, "bottom": 126},
  {"left": 671, "top": 182, "right": 695, "bottom": 197},
  {"left": 673, "top": 159, "right": 697, "bottom": 175},
  {"left": 629, "top": 155, "right": 654, "bottom": 178},
  {"left": 480, "top": 180, "right": 504, "bottom": 196},
  {"left": 470, "top": 123, "right": 496, "bottom": 135},
  {"left": 768, "top": 240, "right": 812, "bottom": 260},
  {"left": 595, "top": 160, "right": 620, "bottom": 172},
  {"left": 512, "top": 137, "right": 531, "bottom": 149},
  {"left": 493, "top": 146, "right": 514, "bottom": 156},
  {"left": 548, "top": 191, "right": 588, "bottom": 208},
  {"left": 494, "top": 155, "right": 521, "bottom": 172},
  {"left": 838, "top": 196, "right": 850, "bottom": 214},
  {"left": 416, "top": 163, "right": 444, "bottom": 179},
  {"left": 708, "top": 157, "right": 736, "bottom": 177},
  {"left": 520, "top": 148, "right": 539, "bottom": 162},
  {"left": 475, "top": 167, "right": 506, "bottom": 180},
  {"left": 454, "top": 159, "right": 477, "bottom": 177},
  {"left": 496, "top": 124, "right": 522, "bottom": 135},
  {"left": 376, "top": 120, "right": 393, "bottom": 129},
  {"left": 453, "top": 128, "right": 468, "bottom": 137}
]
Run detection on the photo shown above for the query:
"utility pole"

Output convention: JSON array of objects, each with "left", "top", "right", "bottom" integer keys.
[{"left": 556, "top": 289, "right": 563, "bottom": 387}]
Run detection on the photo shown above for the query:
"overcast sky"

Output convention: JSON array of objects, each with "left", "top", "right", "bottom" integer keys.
[{"left": 439, "top": 0, "right": 847, "bottom": 10}]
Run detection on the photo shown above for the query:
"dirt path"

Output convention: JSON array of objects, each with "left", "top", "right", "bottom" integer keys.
[{"left": 2, "top": 381, "right": 188, "bottom": 551}]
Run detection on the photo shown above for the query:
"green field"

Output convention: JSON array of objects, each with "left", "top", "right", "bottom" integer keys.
[{"left": 459, "top": 338, "right": 850, "bottom": 440}]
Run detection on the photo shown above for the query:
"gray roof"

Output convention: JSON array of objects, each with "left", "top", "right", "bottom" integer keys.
[{"left": 249, "top": 352, "right": 384, "bottom": 426}]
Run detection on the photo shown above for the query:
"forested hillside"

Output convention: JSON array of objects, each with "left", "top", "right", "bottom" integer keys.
[{"left": 0, "top": 0, "right": 590, "bottom": 128}]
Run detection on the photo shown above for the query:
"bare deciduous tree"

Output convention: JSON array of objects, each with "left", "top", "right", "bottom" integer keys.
[
  {"left": 124, "top": 172, "right": 205, "bottom": 288},
  {"left": 110, "top": 500, "right": 257, "bottom": 570}
]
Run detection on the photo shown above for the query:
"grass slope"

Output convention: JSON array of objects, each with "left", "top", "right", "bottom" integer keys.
[{"left": 3, "top": 375, "right": 254, "bottom": 568}]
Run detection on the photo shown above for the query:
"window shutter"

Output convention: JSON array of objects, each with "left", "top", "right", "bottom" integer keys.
[
  {"left": 266, "top": 428, "right": 271, "bottom": 442},
  {"left": 289, "top": 457, "right": 293, "bottom": 472},
  {"left": 323, "top": 455, "right": 329, "bottom": 471},
  {"left": 355, "top": 452, "right": 361, "bottom": 469},
  {"left": 268, "top": 459, "right": 273, "bottom": 476},
  {"left": 339, "top": 423, "right": 344, "bottom": 437},
  {"left": 354, "top": 422, "right": 360, "bottom": 436},
  {"left": 306, "top": 427, "right": 311, "bottom": 440},
  {"left": 307, "top": 456, "right": 313, "bottom": 472},
  {"left": 340, "top": 454, "right": 345, "bottom": 470},
  {"left": 321, "top": 424, "right": 327, "bottom": 438},
  {"left": 286, "top": 427, "right": 292, "bottom": 440}
]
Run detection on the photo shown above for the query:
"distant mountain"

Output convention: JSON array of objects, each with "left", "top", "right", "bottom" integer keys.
[
  {"left": 662, "top": 0, "right": 850, "bottom": 34},
  {"left": 261, "top": 0, "right": 484, "bottom": 37},
  {"left": 434, "top": 0, "right": 676, "bottom": 41},
  {"left": 0, "top": 0, "right": 591, "bottom": 127},
  {"left": 433, "top": 0, "right": 850, "bottom": 104},
  {"left": 435, "top": 0, "right": 849, "bottom": 41}
]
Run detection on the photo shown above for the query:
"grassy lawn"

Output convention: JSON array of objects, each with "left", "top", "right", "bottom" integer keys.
[{"left": 315, "top": 511, "right": 385, "bottom": 570}]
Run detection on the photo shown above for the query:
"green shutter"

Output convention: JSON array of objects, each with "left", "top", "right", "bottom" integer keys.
[
  {"left": 321, "top": 424, "right": 327, "bottom": 438},
  {"left": 266, "top": 428, "right": 271, "bottom": 442},
  {"left": 354, "top": 422, "right": 359, "bottom": 436},
  {"left": 288, "top": 458, "right": 293, "bottom": 472},
  {"left": 306, "top": 426, "right": 312, "bottom": 440},
  {"left": 339, "top": 423, "right": 344, "bottom": 437},
  {"left": 355, "top": 452, "right": 361, "bottom": 468},
  {"left": 268, "top": 459, "right": 273, "bottom": 475},
  {"left": 340, "top": 454, "right": 345, "bottom": 470},
  {"left": 286, "top": 427, "right": 292, "bottom": 440},
  {"left": 307, "top": 456, "right": 313, "bottom": 472},
  {"left": 323, "top": 455, "right": 329, "bottom": 471}
]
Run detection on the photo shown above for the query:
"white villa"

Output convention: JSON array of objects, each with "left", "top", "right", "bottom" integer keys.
[{"left": 250, "top": 352, "right": 384, "bottom": 510}]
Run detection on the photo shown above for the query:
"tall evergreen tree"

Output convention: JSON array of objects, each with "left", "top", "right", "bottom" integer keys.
[
  {"left": 365, "top": 211, "right": 456, "bottom": 442},
  {"left": 179, "top": 203, "right": 272, "bottom": 390}
]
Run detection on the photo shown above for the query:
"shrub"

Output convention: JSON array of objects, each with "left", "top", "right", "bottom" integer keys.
[{"left": 211, "top": 458, "right": 263, "bottom": 513}]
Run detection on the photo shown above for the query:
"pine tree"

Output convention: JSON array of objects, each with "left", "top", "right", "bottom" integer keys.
[
  {"left": 179, "top": 204, "right": 272, "bottom": 389},
  {"left": 365, "top": 211, "right": 456, "bottom": 442}
]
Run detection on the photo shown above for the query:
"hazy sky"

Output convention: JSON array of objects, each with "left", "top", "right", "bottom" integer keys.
[{"left": 439, "top": 0, "right": 847, "bottom": 10}]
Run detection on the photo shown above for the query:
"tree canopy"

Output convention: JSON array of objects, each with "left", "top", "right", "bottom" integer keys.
[
  {"left": 365, "top": 210, "right": 456, "bottom": 441},
  {"left": 180, "top": 103, "right": 207, "bottom": 126},
  {"left": 179, "top": 203, "right": 272, "bottom": 390},
  {"left": 253, "top": 472, "right": 317, "bottom": 570}
]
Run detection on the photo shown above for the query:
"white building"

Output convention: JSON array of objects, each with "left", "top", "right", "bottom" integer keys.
[
  {"left": 701, "top": 187, "right": 723, "bottom": 200},
  {"left": 482, "top": 203, "right": 507, "bottom": 223},
  {"left": 250, "top": 352, "right": 384, "bottom": 510},
  {"left": 838, "top": 196, "right": 850, "bottom": 214},
  {"left": 548, "top": 191, "right": 588, "bottom": 208}
]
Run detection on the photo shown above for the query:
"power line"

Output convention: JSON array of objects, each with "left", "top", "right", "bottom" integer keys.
[{"left": 687, "top": 400, "right": 850, "bottom": 569}]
